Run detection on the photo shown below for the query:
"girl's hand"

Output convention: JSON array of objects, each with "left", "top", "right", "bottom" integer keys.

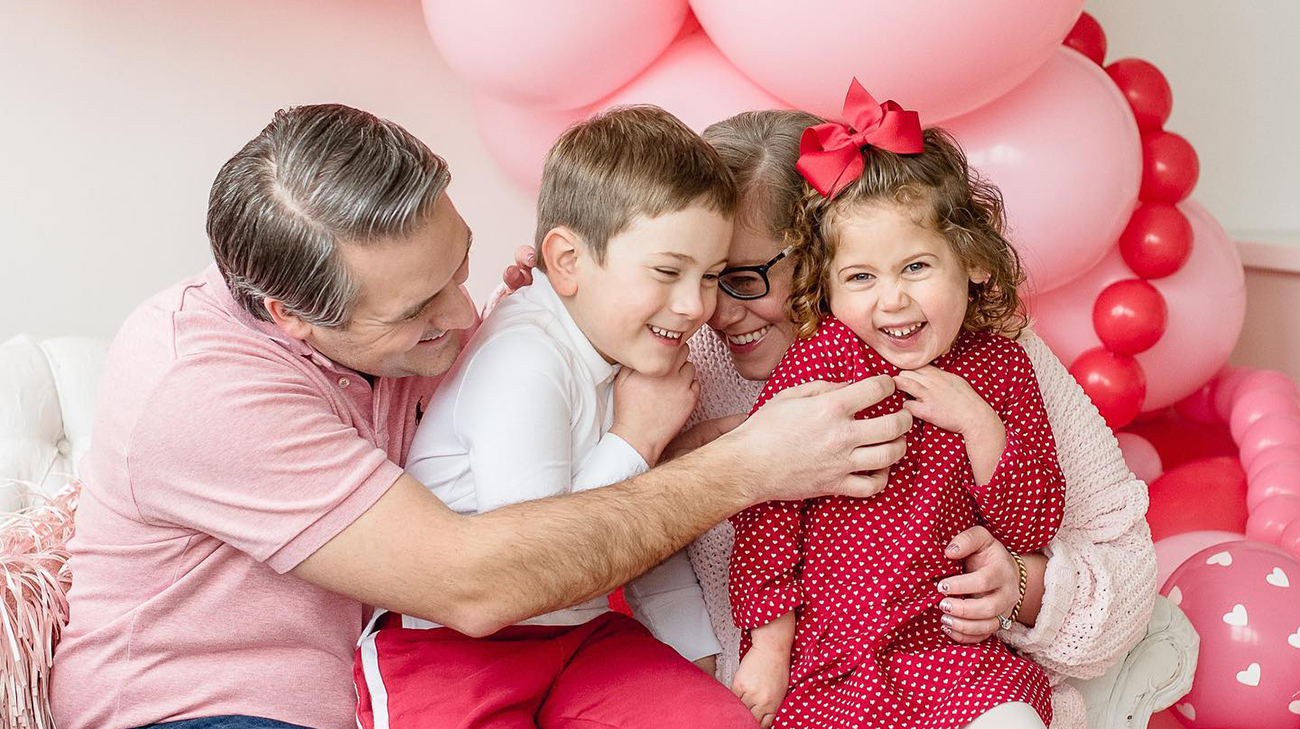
[
  {"left": 893, "top": 366, "right": 999, "bottom": 436},
  {"left": 732, "top": 643, "right": 790, "bottom": 728},
  {"left": 936, "top": 525, "right": 1020, "bottom": 643}
]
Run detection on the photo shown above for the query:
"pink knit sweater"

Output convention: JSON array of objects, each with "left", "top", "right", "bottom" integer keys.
[{"left": 684, "top": 327, "right": 1158, "bottom": 729}]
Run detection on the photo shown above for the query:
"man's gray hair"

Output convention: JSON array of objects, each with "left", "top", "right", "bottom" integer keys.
[{"left": 207, "top": 104, "right": 451, "bottom": 327}]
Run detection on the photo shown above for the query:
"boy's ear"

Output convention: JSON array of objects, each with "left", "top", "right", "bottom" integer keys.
[{"left": 540, "top": 226, "right": 584, "bottom": 296}]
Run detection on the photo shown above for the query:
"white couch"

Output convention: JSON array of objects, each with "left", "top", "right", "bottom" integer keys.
[{"left": 0, "top": 334, "right": 1197, "bottom": 728}]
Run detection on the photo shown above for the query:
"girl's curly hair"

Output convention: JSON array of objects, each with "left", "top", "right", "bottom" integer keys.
[{"left": 785, "top": 127, "right": 1028, "bottom": 340}]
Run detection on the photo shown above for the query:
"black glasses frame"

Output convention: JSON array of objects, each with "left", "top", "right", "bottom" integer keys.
[{"left": 718, "top": 245, "right": 794, "bottom": 300}]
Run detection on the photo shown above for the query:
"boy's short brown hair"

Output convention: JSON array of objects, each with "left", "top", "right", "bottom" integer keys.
[{"left": 534, "top": 105, "right": 739, "bottom": 270}]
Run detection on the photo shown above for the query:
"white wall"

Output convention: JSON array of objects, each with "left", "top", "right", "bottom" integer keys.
[{"left": 3, "top": 0, "right": 1298, "bottom": 377}]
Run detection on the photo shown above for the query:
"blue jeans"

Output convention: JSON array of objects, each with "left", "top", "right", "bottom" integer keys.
[{"left": 135, "top": 718, "right": 317, "bottom": 729}]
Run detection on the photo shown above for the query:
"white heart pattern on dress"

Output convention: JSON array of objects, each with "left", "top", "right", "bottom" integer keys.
[
  {"left": 1223, "top": 604, "right": 1248, "bottom": 627},
  {"left": 1288, "top": 627, "right": 1300, "bottom": 648},
  {"left": 1266, "top": 567, "right": 1290, "bottom": 587},
  {"left": 1168, "top": 585, "right": 1182, "bottom": 606},
  {"left": 1206, "top": 551, "right": 1233, "bottom": 566},
  {"left": 1176, "top": 703, "right": 1196, "bottom": 720},
  {"left": 1235, "top": 662, "right": 1261, "bottom": 686}
]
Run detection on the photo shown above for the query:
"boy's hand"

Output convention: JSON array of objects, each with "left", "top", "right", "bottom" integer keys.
[
  {"left": 610, "top": 347, "right": 699, "bottom": 466},
  {"left": 732, "top": 642, "right": 790, "bottom": 728},
  {"left": 893, "top": 366, "right": 1000, "bottom": 437}
]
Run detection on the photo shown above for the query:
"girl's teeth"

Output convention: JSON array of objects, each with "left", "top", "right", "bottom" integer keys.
[
  {"left": 649, "top": 325, "right": 682, "bottom": 340},
  {"left": 882, "top": 323, "right": 923, "bottom": 337},
  {"left": 728, "top": 326, "right": 770, "bottom": 345}
]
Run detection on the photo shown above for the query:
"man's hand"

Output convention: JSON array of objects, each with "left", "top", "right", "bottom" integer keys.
[
  {"left": 724, "top": 375, "right": 911, "bottom": 503},
  {"left": 610, "top": 348, "right": 699, "bottom": 466},
  {"left": 661, "top": 414, "right": 747, "bottom": 462},
  {"left": 936, "top": 525, "right": 1021, "bottom": 643}
]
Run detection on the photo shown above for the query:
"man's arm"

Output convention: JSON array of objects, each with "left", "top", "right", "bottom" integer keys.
[{"left": 293, "top": 376, "right": 911, "bottom": 637}]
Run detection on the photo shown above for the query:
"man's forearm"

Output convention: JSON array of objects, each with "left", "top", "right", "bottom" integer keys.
[{"left": 453, "top": 436, "right": 759, "bottom": 634}]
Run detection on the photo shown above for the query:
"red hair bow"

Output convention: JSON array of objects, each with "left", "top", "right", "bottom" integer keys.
[{"left": 796, "top": 78, "right": 924, "bottom": 198}]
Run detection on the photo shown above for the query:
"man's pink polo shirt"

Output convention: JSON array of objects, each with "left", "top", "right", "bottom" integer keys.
[{"left": 52, "top": 266, "right": 444, "bottom": 729}]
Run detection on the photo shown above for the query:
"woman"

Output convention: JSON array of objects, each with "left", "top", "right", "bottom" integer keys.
[{"left": 677, "top": 110, "right": 1157, "bottom": 729}]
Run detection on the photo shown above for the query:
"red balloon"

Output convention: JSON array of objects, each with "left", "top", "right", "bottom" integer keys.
[
  {"left": 1146, "top": 456, "right": 1248, "bottom": 541},
  {"left": 1063, "top": 11, "right": 1106, "bottom": 66},
  {"left": 1140, "top": 130, "right": 1200, "bottom": 203},
  {"left": 1070, "top": 347, "right": 1147, "bottom": 428},
  {"left": 1106, "top": 58, "right": 1174, "bottom": 132},
  {"left": 1093, "top": 279, "right": 1167, "bottom": 354},
  {"left": 1118, "top": 203, "right": 1193, "bottom": 278}
]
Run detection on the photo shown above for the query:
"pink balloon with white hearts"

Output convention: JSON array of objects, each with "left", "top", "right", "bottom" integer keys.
[{"left": 1161, "top": 540, "right": 1300, "bottom": 728}]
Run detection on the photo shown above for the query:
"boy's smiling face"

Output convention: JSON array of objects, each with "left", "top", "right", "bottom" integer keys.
[{"left": 562, "top": 204, "right": 732, "bottom": 376}]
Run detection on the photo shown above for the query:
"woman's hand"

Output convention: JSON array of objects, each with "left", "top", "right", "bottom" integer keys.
[
  {"left": 502, "top": 245, "right": 536, "bottom": 291},
  {"left": 936, "top": 525, "right": 1021, "bottom": 644}
]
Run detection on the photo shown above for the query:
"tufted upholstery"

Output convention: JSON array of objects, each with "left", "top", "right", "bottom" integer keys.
[{"left": 0, "top": 335, "right": 107, "bottom": 511}]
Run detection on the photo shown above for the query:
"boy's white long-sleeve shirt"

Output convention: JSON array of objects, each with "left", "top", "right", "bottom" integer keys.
[{"left": 405, "top": 272, "right": 721, "bottom": 661}]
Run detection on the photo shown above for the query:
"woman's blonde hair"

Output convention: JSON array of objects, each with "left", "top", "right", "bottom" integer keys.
[{"left": 787, "top": 127, "right": 1027, "bottom": 339}]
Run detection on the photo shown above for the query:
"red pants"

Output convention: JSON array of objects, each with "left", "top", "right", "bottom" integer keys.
[{"left": 354, "top": 612, "right": 756, "bottom": 729}]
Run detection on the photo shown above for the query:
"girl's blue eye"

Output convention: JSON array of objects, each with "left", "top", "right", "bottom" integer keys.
[
  {"left": 905, "top": 262, "right": 928, "bottom": 273},
  {"left": 850, "top": 272, "right": 873, "bottom": 283}
]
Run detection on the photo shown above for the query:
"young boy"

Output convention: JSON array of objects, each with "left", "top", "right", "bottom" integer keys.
[{"left": 353, "top": 106, "right": 753, "bottom": 728}]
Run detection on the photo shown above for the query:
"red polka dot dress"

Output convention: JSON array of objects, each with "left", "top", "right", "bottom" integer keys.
[{"left": 729, "top": 316, "right": 1065, "bottom": 729}]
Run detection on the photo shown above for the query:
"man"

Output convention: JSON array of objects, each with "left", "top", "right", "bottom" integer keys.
[{"left": 51, "top": 104, "right": 910, "bottom": 729}]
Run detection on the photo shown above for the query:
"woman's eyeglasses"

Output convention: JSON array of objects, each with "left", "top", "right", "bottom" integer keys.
[{"left": 718, "top": 246, "right": 793, "bottom": 300}]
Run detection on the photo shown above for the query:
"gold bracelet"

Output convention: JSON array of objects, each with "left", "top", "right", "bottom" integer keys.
[{"left": 1007, "top": 550, "right": 1029, "bottom": 624}]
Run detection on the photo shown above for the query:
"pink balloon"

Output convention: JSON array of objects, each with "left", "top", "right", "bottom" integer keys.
[
  {"left": 423, "top": 0, "right": 688, "bottom": 110},
  {"left": 1280, "top": 520, "right": 1300, "bottom": 558},
  {"left": 947, "top": 48, "right": 1140, "bottom": 295},
  {"left": 1247, "top": 459, "right": 1300, "bottom": 510},
  {"left": 1230, "top": 387, "right": 1300, "bottom": 443},
  {"left": 690, "top": 0, "right": 1084, "bottom": 124},
  {"left": 1116, "top": 432, "right": 1163, "bottom": 484},
  {"left": 1162, "top": 541, "right": 1300, "bottom": 728},
  {"left": 1240, "top": 370, "right": 1300, "bottom": 399},
  {"left": 1247, "top": 495, "right": 1300, "bottom": 544},
  {"left": 1153, "top": 530, "right": 1244, "bottom": 590},
  {"left": 1030, "top": 201, "right": 1246, "bottom": 413},
  {"left": 592, "top": 32, "right": 789, "bottom": 134},
  {"left": 1212, "top": 366, "right": 1257, "bottom": 422},
  {"left": 1241, "top": 414, "right": 1300, "bottom": 471},
  {"left": 1248, "top": 445, "right": 1300, "bottom": 484},
  {"left": 472, "top": 95, "right": 591, "bottom": 192}
]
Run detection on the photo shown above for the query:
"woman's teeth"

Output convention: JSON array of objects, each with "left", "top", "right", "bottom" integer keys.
[
  {"left": 881, "top": 323, "right": 924, "bottom": 337},
  {"left": 648, "top": 324, "right": 683, "bottom": 340},
  {"left": 727, "top": 325, "right": 770, "bottom": 346}
]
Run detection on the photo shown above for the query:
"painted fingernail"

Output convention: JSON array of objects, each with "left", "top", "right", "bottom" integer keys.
[
  {"left": 940, "top": 599, "right": 953, "bottom": 613},
  {"left": 941, "top": 614, "right": 954, "bottom": 627},
  {"left": 938, "top": 581, "right": 950, "bottom": 593}
]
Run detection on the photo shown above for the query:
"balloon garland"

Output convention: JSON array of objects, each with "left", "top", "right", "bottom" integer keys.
[{"left": 1062, "top": 13, "right": 1202, "bottom": 429}]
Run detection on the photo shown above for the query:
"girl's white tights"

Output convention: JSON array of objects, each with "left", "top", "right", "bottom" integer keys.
[{"left": 961, "top": 701, "right": 1049, "bottom": 729}]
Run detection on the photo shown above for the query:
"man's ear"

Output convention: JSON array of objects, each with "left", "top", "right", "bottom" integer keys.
[
  {"left": 263, "top": 298, "right": 314, "bottom": 340},
  {"left": 540, "top": 226, "right": 584, "bottom": 296}
]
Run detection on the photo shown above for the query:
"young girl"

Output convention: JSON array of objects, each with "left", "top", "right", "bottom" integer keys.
[{"left": 728, "top": 82, "right": 1066, "bottom": 729}]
